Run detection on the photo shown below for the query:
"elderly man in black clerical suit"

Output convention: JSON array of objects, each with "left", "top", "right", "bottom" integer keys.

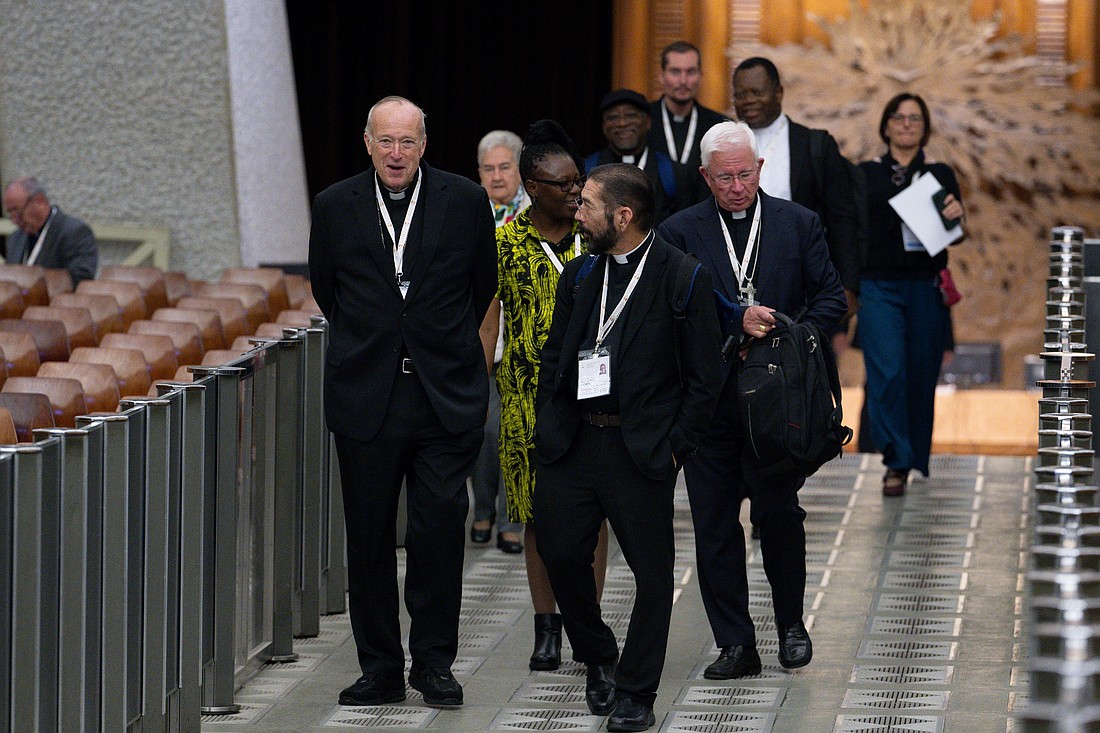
[
  {"left": 658, "top": 121, "right": 846, "bottom": 680},
  {"left": 308, "top": 96, "right": 496, "bottom": 710},
  {"left": 3, "top": 176, "right": 97, "bottom": 286},
  {"left": 534, "top": 163, "right": 721, "bottom": 732}
]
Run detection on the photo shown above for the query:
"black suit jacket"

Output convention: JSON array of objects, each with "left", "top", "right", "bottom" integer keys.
[
  {"left": 308, "top": 164, "right": 496, "bottom": 440},
  {"left": 534, "top": 235, "right": 722, "bottom": 480},
  {"left": 658, "top": 192, "right": 847, "bottom": 380},
  {"left": 787, "top": 120, "right": 861, "bottom": 292},
  {"left": 5, "top": 206, "right": 97, "bottom": 286},
  {"left": 647, "top": 98, "right": 730, "bottom": 209}
]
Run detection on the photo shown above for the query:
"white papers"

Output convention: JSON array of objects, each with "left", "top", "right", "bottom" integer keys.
[{"left": 888, "top": 172, "right": 964, "bottom": 257}]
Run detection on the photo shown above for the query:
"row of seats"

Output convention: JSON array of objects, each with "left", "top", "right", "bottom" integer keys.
[{"left": 0, "top": 263, "right": 319, "bottom": 443}]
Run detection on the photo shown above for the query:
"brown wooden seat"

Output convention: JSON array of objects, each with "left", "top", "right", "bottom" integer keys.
[
  {"left": 298, "top": 298, "right": 322, "bottom": 316},
  {"left": 43, "top": 268, "right": 74, "bottom": 298},
  {"left": 231, "top": 335, "right": 263, "bottom": 352},
  {"left": 22, "top": 305, "right": 98, "bottom": 348},
  {"left": 38, "top": 361, "right": 120, "bottom": 413},
  {"left": 175, "top": 297, "right": 250, "bottom": 344},
  {"left": 163, "top": 271, "right": 191, "bottom": 306},
  {"left": 220, "top": 268, "right": 291, "bottom": 320},
  {"left": 75, "top": 279, "right": 148, "bottom": 326},
  {"left": 0, "top": 281, "right": 25, "bottom": 318},
  {"left": 128, "top": 319, "right": 204, "bottom": 365},
  {"left": 0, "top": 264, "right": 49, "bottom": 307},
  {"left": 200, "top": 349, "right": 251, "bottom": 366},
  {"left": 252, "top": 322, "right": 294, "bottom": 339},
  {"left": 0, "top": 333, "right": 41, "bottom": 377},
  {"left": 0, "top": 319, "right": 70, "bottom": 362},
  {"left": 152, "top": 307, "right": 227, "bottom": 351},
  {"left": 273, "top": 309, "right": 317, "bottom": 328},
  {"left": 284, "top": 274, "right": 311, "bottom": 309},
  {"left": 2, "top": 376, "right": 87, "bottom": 428},
  {"left": 0, "top": 392, "right": 55, "bottom": 442},
  {"left": 69, "top": 346, "right": 151, "bottom": 398},
  {"left": 99, "top": 333, "right": 178, "bottom": 381},
  {"left": 0, "top": 407, "right": 18, "bottom": 445},
  {"left": 190, "top": 282, "right": 269, "bottom": 332},
  {"left": 50, "top": 292, "right": 125, "bottom": 336},
  {"left": 98, "top": 265, "right": 169, "bottom": 312}
]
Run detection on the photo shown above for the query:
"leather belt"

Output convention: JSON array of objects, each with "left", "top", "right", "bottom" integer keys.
[
  {"left": 401, "top": 358, "right": 415, "bottom": 374},
  {"left": 583, "top": 412, "right": 621, "bottom": 427}
]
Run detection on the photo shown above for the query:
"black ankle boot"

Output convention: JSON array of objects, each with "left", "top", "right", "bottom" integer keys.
[{"left": 529, "top": 613, "right": 562, "bottom": 671}]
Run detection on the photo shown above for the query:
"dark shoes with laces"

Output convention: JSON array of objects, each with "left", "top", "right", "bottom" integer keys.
[
  {"left": 777, "top": 621, "right": 813, "bottom": 669},
  {"left": 704, "top": 644, "right": 762, "bottom": 679},
  {"left": 408, "top": 666, "right": 463, "bottom": 708},
  {"left": 338, "top": 672, "right": 406, "bottom": 706}
]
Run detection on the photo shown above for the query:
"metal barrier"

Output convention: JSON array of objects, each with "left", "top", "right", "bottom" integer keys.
[{"left": 0, "top": 321, "right": 343, "bottom": 731}]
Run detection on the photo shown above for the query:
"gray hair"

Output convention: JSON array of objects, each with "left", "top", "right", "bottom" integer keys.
[
  {"left": 700, "top": 121, "right": 759, "bottom": 167},
  {"left": 5, "top": 176, "right": 48, "bottom": 199},
  {"left": 364, "top": 95, "right": 427, "bottom": 140},
  {"left": 477, "top": 130, "right": 522, "bottom": 166}
]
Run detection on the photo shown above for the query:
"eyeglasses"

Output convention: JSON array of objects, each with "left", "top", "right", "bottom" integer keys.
[
  {"left": 374, "top": 137, "right": 421, "bottom": 151},
  {"left": 708, "top": 169, "right": 757, "bottom": 186},
  {"left": 889, "top": 113, "right": 924, "bottom": 124},
  {"left": 531, "top": 176, "right": 586, "bottom": 192}
]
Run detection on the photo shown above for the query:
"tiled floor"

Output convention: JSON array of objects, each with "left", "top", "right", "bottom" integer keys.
[{"left": 201, "top": 452, "right": 1032, "bottom": 733}]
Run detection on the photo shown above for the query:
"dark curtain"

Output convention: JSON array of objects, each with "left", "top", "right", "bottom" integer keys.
[{"left": 285, "top": 1, "right": 614, "bottom": 201}]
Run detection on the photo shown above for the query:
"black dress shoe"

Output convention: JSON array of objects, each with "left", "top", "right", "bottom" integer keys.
[
  {"left": 338, "top": 672, "right": 406, "bottom": 705},
  {"left": 777, "top": 622, "right": 813, "bottom": 669},
  {"left": 497, "top": 533, "right": 523, "bottom": 554},
  {"left": 607, "top": 695, "right": 656, "bottom": 732},
  {"left": 584, "top": 658, "right": 617, "bottom": 715},
  {"left": 529, "top": 613, "right": 562, "bottom": 670},
  {"left": 470, "top": 525, "right": 491, "bottom": 543},
  {"left": 408, "top": 666, "right": 463, "bottom": 708},
  {"left": 703, "top": 645, "right": 762, "bottom": 679}
]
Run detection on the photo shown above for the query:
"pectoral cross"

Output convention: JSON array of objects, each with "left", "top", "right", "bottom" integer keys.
[{"left": 741, "top": 282, "right": 758, "bottom": 307}]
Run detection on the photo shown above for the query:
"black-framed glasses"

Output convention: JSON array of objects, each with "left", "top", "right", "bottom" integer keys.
[
  {"left": 889, "top": 113, "right": 924, "bottom": 125},
  {"left": 530, "top": 175, "right": 586, "bottom": 192}
]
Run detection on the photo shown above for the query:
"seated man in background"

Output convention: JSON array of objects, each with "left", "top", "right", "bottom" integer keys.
[{"left": 3, "top": 176, "right": 98, "bottom": 286}]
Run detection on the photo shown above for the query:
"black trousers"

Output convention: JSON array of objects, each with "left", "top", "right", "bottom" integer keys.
[
  {"left": 683, "top": 375, "right": 807, "bottom": 648},
  {"left": 334, "top": 370, "right": 482, "bottom": 675},
  {"left": 535, "top": 423, "right": 676, "bottom": 708}
]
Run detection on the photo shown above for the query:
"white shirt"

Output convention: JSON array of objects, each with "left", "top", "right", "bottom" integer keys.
[{"left": 754, "top": 113, "right": 792, "bottom": 202}]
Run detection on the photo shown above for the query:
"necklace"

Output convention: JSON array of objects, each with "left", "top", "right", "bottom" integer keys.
[{"left": 890, "top": 163, "right": 908, "bottom": 187}]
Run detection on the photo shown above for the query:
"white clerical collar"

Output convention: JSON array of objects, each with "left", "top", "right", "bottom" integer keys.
[
  {"left": 665, "top": 99, "right": 693, "bottom": 123},
  {"left": 379, "top": 169, "right": 419, "bottom": 200},
  {"left": 611, "top": 230, "right": 654, "bottom": 263},
  {"left": 730, "top": 209, "right": 747, "bottom": 220},
  {"left": 621, "top": 154, "right": 635, "bottom": 165}
]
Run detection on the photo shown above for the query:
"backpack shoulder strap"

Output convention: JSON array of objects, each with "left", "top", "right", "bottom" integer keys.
[
  {"left": 572, "top": 254, "right": 601, "bottom": 293},
  {"left": 672, "top": 253, "right": 702, "bottom": 318},
  {"left": 656, "top": 154, "right": 677, "bottom": 200}
]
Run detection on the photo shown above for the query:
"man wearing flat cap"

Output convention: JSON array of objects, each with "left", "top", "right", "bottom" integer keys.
[{"left": 585, "top": 89, "right": 677, "bottom": 224}]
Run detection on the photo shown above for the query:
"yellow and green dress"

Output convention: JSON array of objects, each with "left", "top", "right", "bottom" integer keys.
[{"left": 496, "top": 208, "right": 586, "bottom": 522}]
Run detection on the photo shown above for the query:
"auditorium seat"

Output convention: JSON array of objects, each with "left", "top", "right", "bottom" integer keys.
[
  {"left": 69, "top": 346, "right": 152, "bottom": 398},
  {"left": 38, "top": 361, "right": 120, "bottom": 413},
  {"left": 22, "top": 305, "right": 98, "bottom": 348},
  {"left": 221, "top": 267, "right": 292, "bottom": 320},
  {"left": 75, "top": 279, "right": 148, "bottom": 326},
  {"left": 284, "top": 274, "right": 311, "bottom": 309},
  {"left": 252, "top": 322, "right": 292, "bottom": 339},
  {"left": 128, "top": 319, "right": 204, "bottom": 366},
  {"left": 98, "top": 265, "right": 169, "bottom": 312},
  {"left": 0, "top": 264, "right": 49, "bottom": 306},
  {"left": 0, "top": 407, "right": 17, "bottom": 445},
  {"left": 99, "top": 333, "right": 178, "bottom": 381},
  {"left": 175, "top": 296, "right": 250, "bottom": 344},
  {"left": 43, "top": 268, "right": 73, "bottom": 298},
  {"left": 298, "top": 297, "right": 322, "bottom": 316},
  {"left": 2, "top": 376, "right": 87, "bottom": 429},
  {"left": 0, "top": 392, "right": 55, "bottom": 442},
  {"left": 152, "top": 307, "right": 227, "bottom": 351},
  {"left": 50, "top": 292, "right": 125, "bottom": 336},
  {"left": 200, "top": 348, "right": 251, "bottom": 366},
  {"left": 163, "top": 271, "right": 191, "bottom": 306},
  {"left": 273, "top": 309, "right": 317, "bottom": 328},
  {"left": 0, "top": 333, "right": 41, "bottom": 377},
  {"left": 0, "top": 318, "right": 70, "bottom": 362},
  {"left": 230, "top": 336, "right": 261, "bottom": 352},
  {"left": 190, "top": 282, "right": 270, "bottom": 332},
  {"left": 0, "top": 281, "right": 25, "bottom": 318}
]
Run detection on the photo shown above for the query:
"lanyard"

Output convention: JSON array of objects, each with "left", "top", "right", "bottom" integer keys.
[
  {"left": 594, "top": 232, "right": 654, "bottom": 350},
  {"left": 375, "top": 172, "right": 423, "bottom": 285},
  {"left": 716, "top": 198, "right": 761, "bottom": 301},
  {"left": 538, "top": 232, "right": 582, "bottom": 274},
  {"left": 25, "top": 207, "right": 57, "bottom": 266},
  {"left": 661, "top": 103, "right": 698, "bottom": 165}
]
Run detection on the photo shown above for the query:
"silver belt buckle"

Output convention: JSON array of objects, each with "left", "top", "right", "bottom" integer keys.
[{"left": 401, "top": 357, "right": 414, "bottom": 374}]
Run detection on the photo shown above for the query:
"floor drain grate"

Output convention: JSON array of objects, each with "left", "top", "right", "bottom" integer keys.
[
  {"left": 867, "top": 617, "right": 962, "bottom": 637},
  {"left": 873, "top": 594, "right": 965, "bottom": 614},
  {"left": 459, "top": 608, "right": 525, "bottom": 627},
  {"left": 664, "top": 711, "right": 774, "bottom": 732},
  {"left": 461, "top": 585, "right": 532, "bottom": 605},
  {"left": 510, "top": 682, "right": 586, "bottom": 705},
  {"left": 677, "top": 685, "right": 785, "bottom": 707},
  {"left": 890, "top": 531, "right": 975, "bottom": 548},
  {"left": 201, "top": 702, "right": 269, "bottom": 725},
  {"left": 885, "top": 551, "right": 971, "bottom": 568},
  {"left": 857, "top": 640, "right": 957, "bottom": 661},
  {"left": 324, "top": 705, "right": 435, "bottom": 729},
  {"left": 897, "top": 511, "right": 978, "bottom": 529},
  {"left": 879, "top": 571, "right": 967, "bottom": 591},
  {"left": 842, "top": 689, "right": 949, "bottom": 710},
  {"left": 457, "top": 631, "right": 505, "bottom": 652},
  {"left": 491, "top": 708, "right": 602, "bottom": 731},
  {"left": 849, "top": 665, "right": 954, "bottom": 684},
  {"left": 834, "top": 713, "right": 943, "bottom": 732}
]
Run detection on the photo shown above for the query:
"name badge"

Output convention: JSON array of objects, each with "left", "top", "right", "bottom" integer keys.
[
  {"left": 577, "top": 348, "right": 611, "bottom": 399},
  {"left": 901, "top": 222, "right": 923, "bottom": 252}
]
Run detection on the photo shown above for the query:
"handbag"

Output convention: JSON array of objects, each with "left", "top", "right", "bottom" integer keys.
[{"left": 937, "top": 267, "right": 962, "bottom": 307}]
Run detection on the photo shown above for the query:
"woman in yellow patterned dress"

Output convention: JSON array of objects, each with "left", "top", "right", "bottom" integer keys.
[{"left": 479, "top": 120, "right": 609, "bottom": 671}]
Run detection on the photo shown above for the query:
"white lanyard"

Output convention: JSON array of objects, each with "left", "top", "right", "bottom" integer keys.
[
  {"left": 623, "top": 148, "right": 649, "bottom": 171},
  {"left": 661, "top": 103, "right": 698, "bottom": 165},
  {"left": 594, "top": 232, "right": 654, "bottom": 350},
  {"left": 375, "top": 172, "right": 423, "bottom": 288},
  {"left": 538, "top": 232, "right": 582, "bottom": 274},
  {"left": 25, "top": 206, "right": 57, "bottom": 266},
  {"left": 716, "top": 198, "right": 761, "bottom": 303}
]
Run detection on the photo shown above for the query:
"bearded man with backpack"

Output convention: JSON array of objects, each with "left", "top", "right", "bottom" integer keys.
[{"left": 659, "top": 121, "right": 846, "bottom": 679}]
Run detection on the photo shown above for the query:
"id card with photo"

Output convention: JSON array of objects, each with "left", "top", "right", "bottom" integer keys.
[
  {"left": 577, "top": 348, "right": 611, "bottom": 399},
  {"left": 901, "top": 222, "right": 924, "bottom": 252}
]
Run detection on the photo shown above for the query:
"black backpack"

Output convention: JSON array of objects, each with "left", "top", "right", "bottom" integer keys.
[{"left": 737, "top": 312, "right": 852, "bottom": 478}]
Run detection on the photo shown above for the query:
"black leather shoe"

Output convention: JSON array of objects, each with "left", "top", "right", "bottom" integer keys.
[
  {"left": 408, "top": 666, "right": 463, "bottom": 708},
  {"left": 497, "top": 533, "right": 523, "bottom": 554},
  {"left": 703, "top": 645, "right": 762, "bottom": 679},
  {"left": 778, "top": 622, "right": 813, "bottom": 669},
  {"left": 470, "top": 525, "right": 491, "bottom": 543},
  {"left": 529, "top": 613, "right": 562, "bottom": 670},
  {"left": 585, "top": 658, "right": 617, "bottom": 715},
  {"left": 607, "top": 695, "right": 655, "bottom": 732},
  {"left": 338, "top": 672, "right": 406, "bottom": 705}
]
